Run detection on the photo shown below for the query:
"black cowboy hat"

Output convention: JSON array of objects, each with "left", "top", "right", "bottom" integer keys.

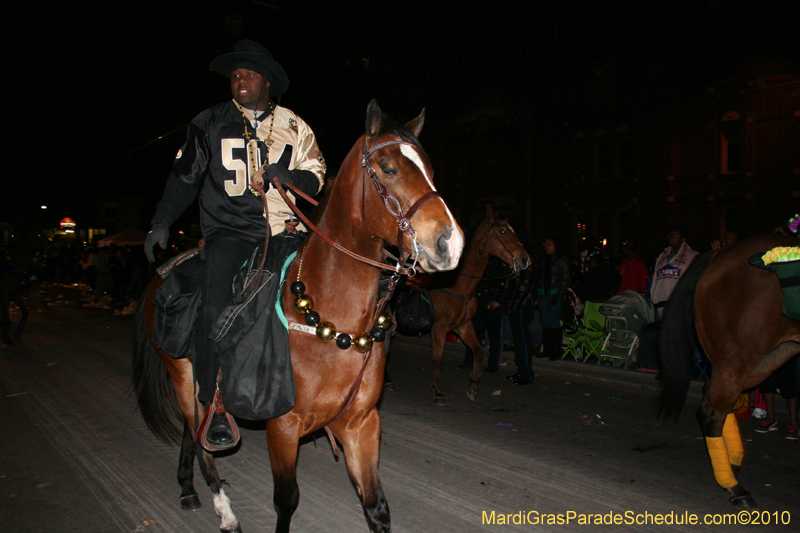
[{"left": 210, "top": 39, "right": 289, "bottom": 97}]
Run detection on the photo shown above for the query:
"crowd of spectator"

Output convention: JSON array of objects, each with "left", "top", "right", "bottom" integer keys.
[
  {"left": 25, "top": 240, "right": 152, "bottom": 307},
  {"left": 456, "top": 219, "right": 797, "bottom": 440}
]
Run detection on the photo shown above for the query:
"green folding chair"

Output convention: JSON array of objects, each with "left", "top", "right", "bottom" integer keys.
[
  {"left": 561, "top": 321, "right": 584, "bottom": 362},
  {"left": 579, "top": 301, "right": 607, "bottom": 364}
]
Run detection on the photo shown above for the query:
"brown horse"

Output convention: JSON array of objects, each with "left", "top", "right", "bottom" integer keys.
[
  {"left": 132, "top": 100, "right": 464, "bottom": 533},
  {"left": 657, "top": 233, "right": 800, "bottom": 509},
  {"left": 425, "top": 207, "right": 530, "bottom": 405}
]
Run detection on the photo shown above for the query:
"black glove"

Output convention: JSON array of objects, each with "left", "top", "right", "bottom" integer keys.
[
  {"left": 266, "top": 162, "right": 293, "bottom": 186},
  {"left": 266, "top": 165, "right": 320, "bottom": 197},
  {"left": 145, "top": 224, "right": 169, "bottom": 262},
  {"left": 550, "top": 295, "right": 559, "bottom": 305}
]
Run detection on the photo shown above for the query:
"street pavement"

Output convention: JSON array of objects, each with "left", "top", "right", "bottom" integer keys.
[{"left": 1, "top": 295, "right": 798, "bottom": 532}]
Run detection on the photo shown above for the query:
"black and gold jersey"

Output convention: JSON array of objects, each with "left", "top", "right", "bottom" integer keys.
[{"left": 153, "top": 100, "right": 325, "bottom": 241}]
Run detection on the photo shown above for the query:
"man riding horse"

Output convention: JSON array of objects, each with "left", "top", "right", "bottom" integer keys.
[{"left": 145, "top": 39, "right": 326, "bottom": 451}]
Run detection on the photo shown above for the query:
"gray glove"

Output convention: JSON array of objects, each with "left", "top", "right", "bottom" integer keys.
[{"left": 145, "top": 224, "right": 169, "bottom": 262}]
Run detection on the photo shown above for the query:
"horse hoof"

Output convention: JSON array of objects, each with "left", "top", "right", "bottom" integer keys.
[
  {"left": 180, "top": 494, "right": 202, "bottom": 510},
  {"left": 221, "top": 524, "right": 243, "bottom": 533},
  {"left": 728, "top": 485, "right": 757, "bottom": 510},
  {"left": 730, "top": 493, "right": 757, "bottom": 510},
  {"left": 433, "top": 396, "right": 448, "bottom": 407},
  {"left": 466, "top": 388, "right": 478, "bottom": 402}
]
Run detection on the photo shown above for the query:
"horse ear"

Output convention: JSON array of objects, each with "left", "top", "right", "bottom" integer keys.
[
  {"left": 405, "top": 108, "right": 425, "bottom": 138},
  {"left": 486, "top": 205, "right": 495, "bottom": 220},
  {"left": 366, "top": 99, "right": 383, "bottom": 136}
]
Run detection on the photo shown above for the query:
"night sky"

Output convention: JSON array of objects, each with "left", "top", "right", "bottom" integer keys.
[{"left": 8, "top": 0, "right": 798, "bottom": 230}]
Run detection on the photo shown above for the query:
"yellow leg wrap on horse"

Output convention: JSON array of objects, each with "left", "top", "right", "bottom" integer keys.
[
  {"left": 722, "top": 413, "right": 744, "bottom": 467},
  {"left": 706, "top": 436, "right": 738, "bottom": 489}
]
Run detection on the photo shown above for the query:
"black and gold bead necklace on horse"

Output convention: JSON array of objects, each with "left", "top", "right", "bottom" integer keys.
[{"left": 288, "top": 253, "right": 393, "bottom": 353}]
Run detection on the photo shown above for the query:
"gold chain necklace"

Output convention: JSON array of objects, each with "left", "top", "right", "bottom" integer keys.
[{"left": 235, "top": 101, "right": 275, "bottom": 197}]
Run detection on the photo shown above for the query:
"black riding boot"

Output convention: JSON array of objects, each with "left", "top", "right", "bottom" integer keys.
[{"left": 207, "top": 409, "right": 234, "bottom": 446}]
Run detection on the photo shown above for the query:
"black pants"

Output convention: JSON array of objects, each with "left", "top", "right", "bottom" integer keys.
[
  {"left": 196, "top": 236, "right": 258, "bottom": 404},
  {"left": 509, "top": 303, "right": 536, "bottom": 380},
  {"left": 462, "top": 299, "right": 502, "bottom": 370},
  {"left": 637, "top": 322, "right": 661, "bottom": 370},
  {"left": 759, "top": 354, "right": 799, "bottom": 400}
]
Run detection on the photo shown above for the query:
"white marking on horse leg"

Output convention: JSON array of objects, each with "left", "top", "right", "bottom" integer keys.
[{"left": 213, "top": 488, "right": 239, "bottom": 530}]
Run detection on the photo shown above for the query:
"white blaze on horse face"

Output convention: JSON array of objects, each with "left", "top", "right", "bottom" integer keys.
[
  {"left": 400, "top": 144, "right": 463, "bottom": 268},
  {"left": 400, "top": 144, "right": 435, "bottom": 190},
  {"left": 213, "top": 488, "right": 239, "bottom": 530}
]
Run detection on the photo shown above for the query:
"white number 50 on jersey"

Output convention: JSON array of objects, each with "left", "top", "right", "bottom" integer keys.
[{"left": 221, "top": 138, "right": 256, "bottom": 196}]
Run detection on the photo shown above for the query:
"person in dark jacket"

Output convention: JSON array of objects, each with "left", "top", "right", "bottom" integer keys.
[
  {"left": 456, "top": 256, "right": 509, "bottom": 372},
  {"left": 577, "top": 253, "right": 620, "bottom": 303},
  {"left": 504, "top": 257, "right": 540, "bottom": 385},
  {"left": 538, "top": 236, "right": 570, "bottom": 361}
]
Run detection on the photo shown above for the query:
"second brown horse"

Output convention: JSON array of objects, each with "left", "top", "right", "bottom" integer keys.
[{"left": 423, "top": 207, "right": 530, "bottom": 405}]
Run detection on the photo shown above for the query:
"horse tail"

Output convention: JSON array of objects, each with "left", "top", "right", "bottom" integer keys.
[
  {"left": 655, "top": 250, "right": 715, "bottom": 421},
  {"left": 131, "top": 285, "right": 183, "bottom": 444}
]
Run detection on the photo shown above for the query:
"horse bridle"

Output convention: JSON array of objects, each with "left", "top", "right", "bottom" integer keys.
[
  {"left": 269, "top": 135, "right": 442, "bottom": 278},
  {"left": 482, "top": 222, "right": 524, "bottom": 275},
  {"left": 360, "top": 137, "right": 441, "bottom": 274}
]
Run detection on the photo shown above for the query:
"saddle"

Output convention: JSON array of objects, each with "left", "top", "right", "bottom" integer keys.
[
  {"left": 210, "top": 241, "right": 299, "bottom": 421},
  {"left": 150, "top": 235, "right": 303, "bottom": 427},
  {"left": 151, "top": 249, "right": 202, "bottom": 359}
]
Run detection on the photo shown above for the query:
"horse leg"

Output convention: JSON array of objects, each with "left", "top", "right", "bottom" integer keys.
[
  {"left": 330, "top": 408, "right": 390, "bottom": 533},
  {"left": 178, "top": 419, "right": 202, "bottom": 511},
  {"left": 453, "top": 322, "right": 483, "bottom": 401},
  {"left": 195, "top": 444, "right": 242, "bottom": 532},
  {"left": 267, "top": 418, "right": 301, "bottom": 533},
  {"left": 429, "top": 324, "right": 449, "bottom": 405},
  {"left": 164, "top": 357, "right": 241, "bottom": 531},
  {"left": 697, "top": 375, "right": 757, "bottom": 509}
]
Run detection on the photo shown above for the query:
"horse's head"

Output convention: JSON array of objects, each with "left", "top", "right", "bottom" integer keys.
[
  {"left": 477, "top": 206, "right": 531, "bottom": 274},
  {"left": 358, "top": 100, "right": 464, "bottom": 272}
]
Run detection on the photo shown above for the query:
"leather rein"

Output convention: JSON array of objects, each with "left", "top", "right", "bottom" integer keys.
[{"left": 251, "top": 136, "right": 440, "bottom": 279}]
